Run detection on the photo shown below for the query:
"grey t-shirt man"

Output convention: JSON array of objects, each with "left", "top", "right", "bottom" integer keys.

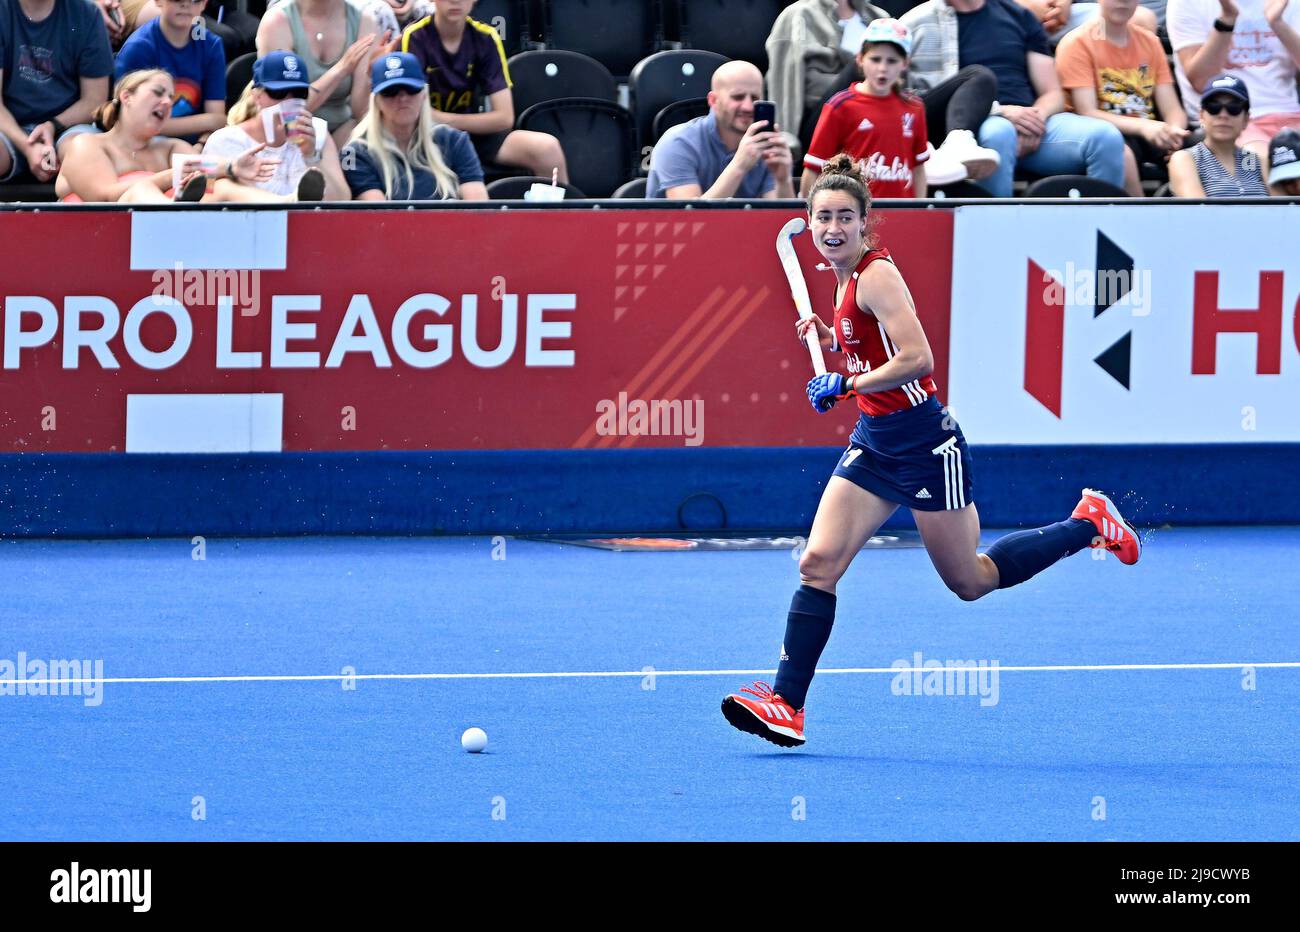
[{"left": 647, "top": 111, "right": 776, "bottom": 198}]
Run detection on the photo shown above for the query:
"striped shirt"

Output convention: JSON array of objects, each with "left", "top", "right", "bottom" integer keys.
[{"left": 1190, "top": 142, "right": 1269, "bottom": 197}]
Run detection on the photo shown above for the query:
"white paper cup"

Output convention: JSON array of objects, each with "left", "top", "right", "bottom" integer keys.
[{"left": 523, "top": 182, "right": 565, "bottom": 201}]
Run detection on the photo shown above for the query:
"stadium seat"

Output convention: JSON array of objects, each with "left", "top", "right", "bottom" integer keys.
[
  {"left": 0, "top": 182, "right": 57, "bottom": 203},
  {"left": 1153, "top": 181, "right": 1174, "bottom": 197},
  {"left": 629, "top": 49, "right": 727, "bottom": 149},
  {"left": 651, "top": 97, "right": 710, "bottom": 143},
  {"left": 542, "top": 0, "right": 662, "bottom": 78},
  {"left": 677, "top": 0, "right": 784, "bottom": 73},
  {"left": 485, "top": 175, "right": 588, "bottom": 199},
  {"left": 506, "top": 50, "right": 617, "bottom": 118},
  {"left": 612, "top": 177, "right": 648, "bottom": 198},
  {"left": 473, "top": 0, "right": 534, "bottom": 57},
  {"left": 518, "top": 98, "right": 638, "bottom": 197},
  {"left": 226, "top": 52, "right": 256, "bottom": 110},
  {"left": 929, "top": 180, "right": 993, "bottom": 199},
  {"left": 1023, "top": 175, "right": 1129, "bottom": 198}
]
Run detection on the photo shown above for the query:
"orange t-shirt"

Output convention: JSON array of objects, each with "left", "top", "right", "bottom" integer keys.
[{"left": 1055, "top": 19, "right": 1173, "bottom": 120}]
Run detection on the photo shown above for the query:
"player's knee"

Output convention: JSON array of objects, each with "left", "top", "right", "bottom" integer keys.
[
  {"left": 945, "top": 576, "right": 986, "bottom": 602},
  {"left": 798, "top": 547, "right": 842, "bottom": 585}
]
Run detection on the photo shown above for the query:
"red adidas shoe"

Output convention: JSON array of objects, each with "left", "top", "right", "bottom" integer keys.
[
  {"left": 1072, "top": 488, "right": 1141, "bottom": 565},
  {"left": 721, "top": 681, "right": 805, "bottom": 747}
]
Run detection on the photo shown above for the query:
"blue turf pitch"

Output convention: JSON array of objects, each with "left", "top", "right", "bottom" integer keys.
[{"left": 2, "top": 528, "right": 1297, "bottom": 840}]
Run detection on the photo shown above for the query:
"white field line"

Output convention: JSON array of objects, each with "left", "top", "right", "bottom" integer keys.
[{"left": 15, "top": 661, "right": 1300, "bottom": 687}]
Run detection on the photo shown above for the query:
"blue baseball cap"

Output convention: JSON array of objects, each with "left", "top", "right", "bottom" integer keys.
[
  {"left": 1201, "top": 73, "right": 1250, "bottom": 108},
  {"left": 372, "top": 52, "right": 427, "bottom": 94},
  {"left": 1268, "top": 128, "right": 1300, "bottom": 185},
  {"left": 253, "top": 51, "right": 311, "bottom": 91}
]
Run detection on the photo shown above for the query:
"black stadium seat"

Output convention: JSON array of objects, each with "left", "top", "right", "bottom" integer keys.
[
  {"left": 613, "top": 177, "right": 648, "bottom": 198},
  {"left": 472, "top": 0, "right": 533, "bottom": 57},
  {"left": 485, "top": 175, "right": 588, "bottom": 199},
  {"left": 929, "top": 180, "right": 993, "bottom": 199},
  {"left": 651, "top": 97, "right": 709, "bottom": 143},
  {"left": 629, "top": 50, "right": 727, "bottom": 149},
  {"left": 518, "top": 98, "right": 638, "bottom": 197},
  {"left": 678, "top": 0, "right": 785, "bottom": 73},
  {"left": 225, "top": 52, "right": 256, "bottom": 109},
  {"left": 1023, "top": 175, "right": 1129, "bottom": 198},
  {"left": 507, "top": 50, "right": 617, "bottom": 117},
  {"left": 542, "top": 0, "right": 662, "bottom": 78}
]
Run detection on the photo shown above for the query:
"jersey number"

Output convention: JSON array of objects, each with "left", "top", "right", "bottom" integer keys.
[{"left": 842, "top": 448, "right": 863, "bottom": 468}]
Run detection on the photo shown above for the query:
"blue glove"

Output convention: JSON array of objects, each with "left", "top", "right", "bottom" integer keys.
[{"left": 806, "top": 372, "right": 846, "bottom": 413}]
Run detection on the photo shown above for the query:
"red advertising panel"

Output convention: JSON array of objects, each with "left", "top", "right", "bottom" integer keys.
[{"left": 0, "top": 208, "right": 953, "bottom": 452}]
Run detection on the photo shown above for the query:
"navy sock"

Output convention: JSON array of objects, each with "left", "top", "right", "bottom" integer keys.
[
  {"left": 772, "top": 584, "right": 836, "bottom": 710},
  {"left": 985, "top": 518, "right": 1097, "bottom": 589}
]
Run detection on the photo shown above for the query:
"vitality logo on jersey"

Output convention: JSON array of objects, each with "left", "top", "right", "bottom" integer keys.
[
  {"left": 858, "top": 153, "right": 912, "bottom": 185},
  {"left": 901, "top": 112, "right": 915, "bottom": 138},
  {"left": 1024, "top": 231, "right": 1137, "bottom": 418}
]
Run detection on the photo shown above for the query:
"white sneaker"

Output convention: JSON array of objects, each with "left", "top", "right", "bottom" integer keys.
[
  {"left": 934, "top": 129, "right": 1000, "bottom": 181},
  {"left": 924, "top": 142, "right": 968, "bottom": 186}
]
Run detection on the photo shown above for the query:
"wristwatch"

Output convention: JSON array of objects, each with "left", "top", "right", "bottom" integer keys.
[{"left": 1213, "top": 18, "right": 1236, "bottom": 32}]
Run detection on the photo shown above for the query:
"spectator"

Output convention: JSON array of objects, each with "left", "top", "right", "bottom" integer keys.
[
  {"left": 55, "top": 68, "right": 289, "bottom": 201},
  {"left": 115, "top": 0, "right": 227, "bottom": 143},
  {"left": 94, "top": 0, "right": 128, "bottom": 48},
  {"left": 646, "top": 60, "right": 795, "bottom": 199},
  {"left": 903, "top": 0, "right": 1127, "bottom": 196},
  {"left": 1168, "top": 72, "right": 1269, "bottom": 193},
  {"left": 801, "top": 19, "right": 932, "bottom": 198},
  {"left": 257, "top": 0, "right": 382, "bottom": 146},
  {"left": 1056, "top": 0, "right": 1189, "bottom": 194},
  {"left": 341, "top": 51, "right": 487, "bottom": 200},
  {"left": 768, "top": 0, "right": 1000, "bottom": 181},
  {"left": 400, "top": 0, "right": 567, "bottom": 182},
  {"left": 204, "top": 50, "right": 351, "bottom": 199},
  {"left": 0, "top": 0, "right": 113, "bottom": 185},
  {"left": 765, "top": 0, "right": 890, "bottom": 155},
  {"left": 1014, "top": 1, "right": 1158, "bottom": 37},
  {"left": 1168, "top": 0, "right": 1300, "bottom": 160},
  {"left": 127, "top": 1, "right": 262, "bottom": 61},
  {"left": 318, "top": 0, "right": 430, "bottom": 37},
  {"left": 385, "top": 0, "right": 432, "bottom": 31},
  {"left": 1267, "top": 125, "right": 1300, "bottom": 191}
]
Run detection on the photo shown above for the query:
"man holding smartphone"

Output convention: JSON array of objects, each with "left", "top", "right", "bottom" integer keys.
[{"left": 647, "top": 60, "right": 795, "bottom": 199}]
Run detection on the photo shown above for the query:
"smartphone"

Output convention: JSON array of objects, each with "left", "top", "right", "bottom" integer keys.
[{"left": 753, "top": 100, "right": 776, "bottom": 132}]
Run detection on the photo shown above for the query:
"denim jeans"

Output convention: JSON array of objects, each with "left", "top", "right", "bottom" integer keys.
[{"left": 976, "top": 112, "right": 1126, "bottom": 197}]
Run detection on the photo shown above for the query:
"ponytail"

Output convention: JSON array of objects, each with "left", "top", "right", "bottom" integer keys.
[{"left": 94, "top": 98, "right": 122, "bottom": 132}]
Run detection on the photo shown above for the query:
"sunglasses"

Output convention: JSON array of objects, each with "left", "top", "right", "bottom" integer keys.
[
  {"left": 264, "top": 86, "right": 309, "bottom": 101},
  {"left": 378, "top": 84, "right": 423, "bottom": 98},
  {"left": 1203, "top": 98, "right": 1246, "bottom": 116}
]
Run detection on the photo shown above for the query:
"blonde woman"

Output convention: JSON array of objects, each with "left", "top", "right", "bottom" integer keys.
[
  {"left": 56, "top": 69, "right": 278, "bottom": 203},
  {"left": 204, "top": 51, "right": 349, "bottom": 200},
  {"left": 341, "top": 53, "right": 487, "bottom": 200}
]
